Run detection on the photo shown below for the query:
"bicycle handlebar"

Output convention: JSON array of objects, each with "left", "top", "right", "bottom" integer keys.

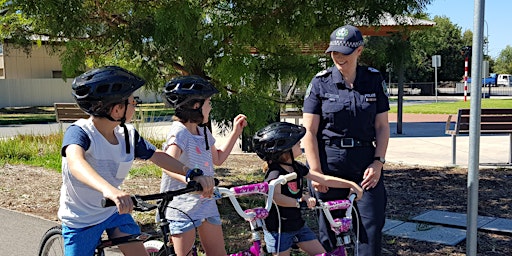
[
  {"left": 299, "top": 193, "right": 357, "bottom": 233},
  {"left": 101, "top": 179, "right": 220, "bottom": 211},
  {"left": 215, "top": 172, "right": 297, "bottom": 221}
]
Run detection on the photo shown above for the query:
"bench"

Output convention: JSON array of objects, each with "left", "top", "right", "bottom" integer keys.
[
  {"left": 54, "top": 103, "right": 89, "bottom": 130},
  {"left": 445, "top": 108, "right": 512, "bottom": 165},
  {"left": 280, "top": 111, "right": 302, "bottom": 125}
]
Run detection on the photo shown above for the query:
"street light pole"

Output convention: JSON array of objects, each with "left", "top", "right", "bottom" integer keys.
[{"left": 484, "top": 20, "right": 489, "bottom": 56}]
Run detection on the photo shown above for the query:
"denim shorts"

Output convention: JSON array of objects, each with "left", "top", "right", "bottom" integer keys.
[
  {"left": 263, "top": 224, "right": 318, "bottom": 253},
  {"left": 62, "top": 213, "right": 141, "bottom": 256},
  {"left": 168, "top": 216, "right": 222, "bottom": 235}
]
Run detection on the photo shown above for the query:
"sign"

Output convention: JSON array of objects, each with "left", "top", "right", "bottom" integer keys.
[{"left": 432, "top": 55, "right": 441, "bottom": 67}]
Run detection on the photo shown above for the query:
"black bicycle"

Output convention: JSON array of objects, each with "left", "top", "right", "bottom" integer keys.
[{"left": 38, "top": 180, "right": 209, "bottom": 256}]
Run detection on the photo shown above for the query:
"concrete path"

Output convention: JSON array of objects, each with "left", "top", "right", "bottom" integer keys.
[{"left": 0, "top": 208, "right": 58, "bottom": 255}]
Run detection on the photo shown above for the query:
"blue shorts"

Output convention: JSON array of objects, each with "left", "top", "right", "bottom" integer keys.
[
  {"left": 62, "top": 213, "right": 141, "bottom": 256},
  {"left": 263, "top": 224, "right": 318, "bottom": 253},
  {"left": 168, "top": 216, "right": 222, "bottom": 235}
]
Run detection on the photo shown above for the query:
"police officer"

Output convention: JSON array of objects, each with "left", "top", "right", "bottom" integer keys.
[{"left": 302, "top": 25, "right": 390, "bottom": 256}]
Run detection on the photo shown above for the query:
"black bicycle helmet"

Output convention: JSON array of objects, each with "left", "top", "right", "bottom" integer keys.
[
  {"left": 162, "top": 75, "right": 219, "bottom": 109},
  {"left": 252, "top": 122, "right": 306, "bottom": 161},
  {"left": 72, "top": 66, "right": 145, "bottom": 116}
]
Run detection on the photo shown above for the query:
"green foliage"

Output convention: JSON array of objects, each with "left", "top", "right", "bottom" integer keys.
[
  {"left": 2, "top": 0, "right": 433, "bottom": 151},
  {"left": 408, "top": 16, "right": 466, "bottom": 82},
  {"left": 494, "top": 46, "right": 512, "bottom": 74}
]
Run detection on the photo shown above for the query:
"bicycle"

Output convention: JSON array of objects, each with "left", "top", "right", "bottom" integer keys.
[
  {"left": 38, "top": 180, "right": 208, "bottom": 256},
  {"left": 300, "top": 193, "right": 359, "bottom": 256},
  {"left": 216, "top": 172, "right": 298, "bottom": 256}
]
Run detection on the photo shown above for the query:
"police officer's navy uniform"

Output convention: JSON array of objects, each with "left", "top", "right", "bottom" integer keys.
[{"left": 303, "top": 65, "right": 390, "bottom": 256}]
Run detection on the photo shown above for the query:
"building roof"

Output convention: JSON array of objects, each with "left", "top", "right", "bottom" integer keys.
[{"left": 357, "top": 13, "right": 436, "bottom": 37}]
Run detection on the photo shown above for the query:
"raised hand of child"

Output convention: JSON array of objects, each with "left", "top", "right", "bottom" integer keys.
[{"left": 232, "top": 114, "right": 248, "bottom": 136}]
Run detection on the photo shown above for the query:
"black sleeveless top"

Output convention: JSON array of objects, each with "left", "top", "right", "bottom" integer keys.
[{"left": 264, "top": 162, "right": 309, "bottom": 232}]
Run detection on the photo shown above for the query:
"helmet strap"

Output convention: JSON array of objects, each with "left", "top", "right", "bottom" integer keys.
[{"left": 120, "top": 101, "right": 130, "bottom": 154}]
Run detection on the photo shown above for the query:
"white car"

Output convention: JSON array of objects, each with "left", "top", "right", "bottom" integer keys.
[{"left": 497, "top": 74, "right": 512, "bottom": 87}]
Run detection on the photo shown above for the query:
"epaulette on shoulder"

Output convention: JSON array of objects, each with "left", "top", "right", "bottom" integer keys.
[
  {"left": 315, "top": 69, "right": 331, "bottom": 77},
  {"left": 368, "top": 67, "right": 380, "bottom": 73}
]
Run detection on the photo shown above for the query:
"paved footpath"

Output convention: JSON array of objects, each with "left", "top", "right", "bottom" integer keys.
[{"left": 0, "top": 208, "right": 58, "bottom": 255}]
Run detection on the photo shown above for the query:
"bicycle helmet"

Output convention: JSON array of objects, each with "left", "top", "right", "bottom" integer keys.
[
  {"left": 72, "top": 66, "right": 145, "bottom": 116},
  {"left": 252, "top": 122, "right": 306, "bottom": 161},
  {"left": 162, "top": 75, "right": 219, "bottom": 109},
  {"left": 72, "top": 66, "right": 145, "bottom": 154}
]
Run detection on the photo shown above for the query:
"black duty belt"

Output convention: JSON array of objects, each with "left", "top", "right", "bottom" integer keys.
[{"left": 325, "top": 138, "right": 374, "bottom": 148}]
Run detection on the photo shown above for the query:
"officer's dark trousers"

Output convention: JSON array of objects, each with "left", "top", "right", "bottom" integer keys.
[{"left": 311, "top": 180, "right": 387, "bottom": 256}]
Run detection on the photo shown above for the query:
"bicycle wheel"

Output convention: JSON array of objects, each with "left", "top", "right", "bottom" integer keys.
[
  {"left": 144, "top": 240, "right": 166, "bottom": 256},
  {"left": 38, "top": 226, "right": 64, "bottom": 256}
]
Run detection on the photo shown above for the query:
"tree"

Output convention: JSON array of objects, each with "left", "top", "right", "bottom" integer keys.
[
  {"left": 407, "top": 15, "right": 466, "bottom": 82},
  {"left": 494, "top": 46, "right": 512, "bottom": 74},
  {"left": 0, "top": 0, "right": 433, "bottom": 144}
]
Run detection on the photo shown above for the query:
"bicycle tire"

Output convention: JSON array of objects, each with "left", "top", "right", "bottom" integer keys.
[
  {"left": 38, "top": 226, "right": 64, "bottom": 256},
  {"left": 144, "top": 240, "right": 165, "bottom": 255}
]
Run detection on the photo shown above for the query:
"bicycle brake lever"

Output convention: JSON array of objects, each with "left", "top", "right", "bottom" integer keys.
[{"left": 133, "top": 195, "right": 157, "bottom": 212}]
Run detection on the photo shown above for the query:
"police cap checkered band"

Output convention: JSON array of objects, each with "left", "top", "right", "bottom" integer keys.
[{"left": 325, "top": 25, "right": 364, "bottom": 55}]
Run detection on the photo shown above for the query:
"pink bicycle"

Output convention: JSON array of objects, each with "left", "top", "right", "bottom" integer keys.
[
  {"left": 305, "top": 194, "right": 359, "bottom": 256},
  {"left": 215, "top": 172, "right": 298, "bottom": 256}
]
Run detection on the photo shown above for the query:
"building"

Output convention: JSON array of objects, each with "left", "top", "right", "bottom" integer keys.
[{"left": 0, "top": 41, "right": 63, "bottom": 79}]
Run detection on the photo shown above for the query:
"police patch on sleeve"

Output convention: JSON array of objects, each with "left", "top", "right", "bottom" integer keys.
[
  {"left": 304, "top": 83, "right": 313, "bottom": 99},
  {"left": 368, "top": 67, "right": 379, "bottom": 73},
  {"left": 315, "top": 69, "right": 329, "bottom": 77},
  {"left": 382, "top": 80, "right": 389, "bottom": 96}
]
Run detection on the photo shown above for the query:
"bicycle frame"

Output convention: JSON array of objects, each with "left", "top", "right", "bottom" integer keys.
[{"left": 216, "top": 172, "right": 298, "bottom": 256}]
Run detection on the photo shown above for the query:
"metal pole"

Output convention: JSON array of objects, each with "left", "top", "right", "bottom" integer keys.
[
  {"left": 467, "top": 0, "right": 485, "bottom": 255},
  {"left": 435, "top": 65, "right": 438, "bottom": 103}
]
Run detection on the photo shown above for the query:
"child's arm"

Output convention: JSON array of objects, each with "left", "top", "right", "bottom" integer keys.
[
  {"left": 65, "top": 144, "right": 134, "bottom": 214},
  {"left": 265, "top": 171, "right": 305, "bottom": 208},
  {"left": 160, "top": 143, "right": 187, "bottom": 183},
  {"left": 150, "top": 149, "right": 215, "bottom": 197},
  {"left": 211, "top": 114, "right": 247, "bottom": 165},
  {"left": 306, "top": 172, "right": 364, "bottom": 200}
]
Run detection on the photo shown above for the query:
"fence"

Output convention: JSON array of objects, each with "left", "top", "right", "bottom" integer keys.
[
  {"left": 0, "top": 79, "right": 161, "bottom": 108},
  {"left": 387, "top": 82, "right": 512, "bottom": 97}
]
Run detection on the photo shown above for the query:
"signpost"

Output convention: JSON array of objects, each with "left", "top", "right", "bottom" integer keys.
[{"left": 432, "top": 55, "right": 441, "bottom": 102}]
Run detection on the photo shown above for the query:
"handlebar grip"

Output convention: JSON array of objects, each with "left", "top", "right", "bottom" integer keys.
[
  {"left": 283, "top": 172, "right": 297, "bottom": 182},
  {"left": 101, "top": 197, "right": 135, "bottom": 208}
]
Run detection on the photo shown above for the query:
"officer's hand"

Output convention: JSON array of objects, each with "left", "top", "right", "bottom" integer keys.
[
  {"left": 361, "top": 162, "right": 382, "bottom": 190},
  {"left": 193, "top": 176, "right": 215, "bottom": 198},
  {"left": 311, "top": 180, "right": 329, "bottom": 193}
]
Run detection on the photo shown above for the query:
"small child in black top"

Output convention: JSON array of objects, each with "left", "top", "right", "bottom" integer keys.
[{"left": 252, "top": 122, "right": 363, "bottom": 256}]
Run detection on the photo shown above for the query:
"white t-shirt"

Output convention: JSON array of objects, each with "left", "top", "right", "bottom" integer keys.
[
  {"left": 160, "top": 122, "right": 218, "bottom": 222},
  {"left": 58, "top": 119, "right": 139, "bottom": 228}
]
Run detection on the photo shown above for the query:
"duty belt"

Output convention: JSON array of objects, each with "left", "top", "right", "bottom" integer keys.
[{"left": 325, "top": 138, "right": 374, "bottom": 148}]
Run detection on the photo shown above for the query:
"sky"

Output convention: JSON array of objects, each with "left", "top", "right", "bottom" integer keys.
[{"left": 424, "top": 0, "right": 510, "bottom": 59}]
